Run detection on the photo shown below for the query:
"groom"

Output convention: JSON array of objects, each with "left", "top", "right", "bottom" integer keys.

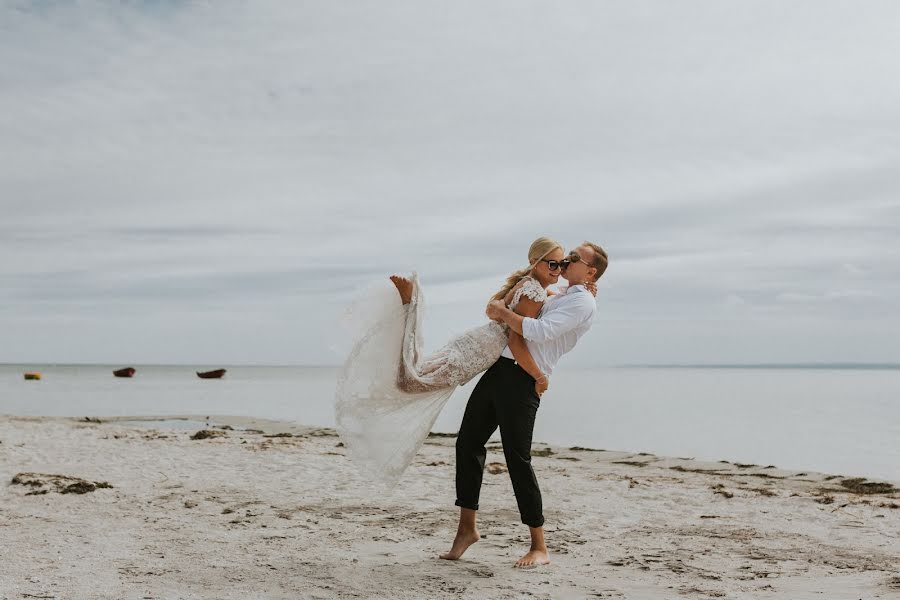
[{"left": 440, "top": 241, "right": 608, "bottom": 568}]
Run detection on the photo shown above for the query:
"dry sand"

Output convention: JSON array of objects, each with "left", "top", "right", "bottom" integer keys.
[{"left": 1, "top": 414, "right": 898, "bottom": 599}]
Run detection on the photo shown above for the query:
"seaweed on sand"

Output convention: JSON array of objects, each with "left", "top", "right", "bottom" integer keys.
[
  {"left": 190, "top": 430, "right": 227, "bottom": 440},
  {"left": 838, "top": 478, "right": 897, "bottom": 495},
  {"left": 11, "top": 472, "right": 113, "bottom": 495}
]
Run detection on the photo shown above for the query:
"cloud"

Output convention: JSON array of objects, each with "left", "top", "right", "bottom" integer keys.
[{"left": 2, "top": 1, "right": 900, "bottom": 364}]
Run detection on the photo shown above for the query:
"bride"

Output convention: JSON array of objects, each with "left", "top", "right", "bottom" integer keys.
[{"left": 334, "top": 237, "right": 590, "bottom": 487}]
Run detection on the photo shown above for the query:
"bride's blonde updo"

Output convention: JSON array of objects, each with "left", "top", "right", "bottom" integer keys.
[{"left": 489, "top": 236, "right": 563, "bottom": 303}]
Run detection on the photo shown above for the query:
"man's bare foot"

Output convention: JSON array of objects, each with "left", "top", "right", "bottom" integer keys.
[
  {"left": 389, "top": 275, "right": 413, "bottom": 305},
  {"left": 439, "top": 530, "right": 480, "bottom": 560},
  {"left": 514, "top": 548, "right": 550, "bottom": 569}
]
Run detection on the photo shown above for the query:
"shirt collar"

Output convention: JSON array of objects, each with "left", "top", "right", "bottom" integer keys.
[{"left": 558, "top": 284, "right": 587, "bottom": 295}]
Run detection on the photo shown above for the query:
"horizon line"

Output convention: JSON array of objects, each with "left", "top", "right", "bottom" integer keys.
[
  {"left": 618, "top": 362, "right": 900, "bottom": 370},
  {"left": 2, "top": 361, "right": 900, "bottom": 370}
]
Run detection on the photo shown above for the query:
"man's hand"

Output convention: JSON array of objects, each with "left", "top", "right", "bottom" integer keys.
[
  {"left": 535, "top": 377, "right": 549, "bottom": 397},
  {"left": 486, "top": 299, "right": 507, "bottom": 322},
  {"left": 487, "top": 299, "right": 526, "bottom": 335}
]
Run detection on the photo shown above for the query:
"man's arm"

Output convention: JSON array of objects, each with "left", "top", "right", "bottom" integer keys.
[
  {"left": 486, "top": 300, "right": 526, "bottom": 335},
  {"left": 499, "top": 294, "right": 550, "bottom": 396},
  {"left": 487, "top": 296, "right": 593, "bottom": 342},
  {"left": 508, "top": 332, "right": 541, "bottom": 377},
  {"left": 504, "top": 296, "right": 544, "bottom": 380}
]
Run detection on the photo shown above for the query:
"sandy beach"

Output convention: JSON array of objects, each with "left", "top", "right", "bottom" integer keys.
[{"left": 1, "top": 415, "right": 898, "bottom": 599}]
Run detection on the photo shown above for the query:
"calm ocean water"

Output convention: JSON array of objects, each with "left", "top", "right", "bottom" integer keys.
[{"left": 2, "top": 364, "right": 898, "bottom": 481}]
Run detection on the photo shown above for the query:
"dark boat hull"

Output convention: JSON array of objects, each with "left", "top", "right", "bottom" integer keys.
[
  {"left": 197, "top": 369, "right": 227, "bottom": 379},
  {"left": 113, "top": 367, "right": 136, "bottom": 378}
]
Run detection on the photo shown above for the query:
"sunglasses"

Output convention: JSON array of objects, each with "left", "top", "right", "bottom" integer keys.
[
  {"left": 540, "top": 251, "right": 589, "bottom": 272},
  {"left": 539, "top": 258, "right": 566, "bottom": 271},
  {"left": 561, "top": 252, "right": 585, "bottom": 268}
]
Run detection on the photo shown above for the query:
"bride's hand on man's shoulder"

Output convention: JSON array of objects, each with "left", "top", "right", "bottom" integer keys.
[{"left": 586, "top": 281, "right": 598, "bottom": 297}]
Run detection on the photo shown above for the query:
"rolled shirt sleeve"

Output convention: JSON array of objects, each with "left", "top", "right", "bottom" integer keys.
[{"left": 521, "top": 295, "right": 594, "bottom": 343}]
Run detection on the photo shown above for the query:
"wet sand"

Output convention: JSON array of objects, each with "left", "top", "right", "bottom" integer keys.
[{"left": 1, "top": 414, "right": 898, "bottom": 599}]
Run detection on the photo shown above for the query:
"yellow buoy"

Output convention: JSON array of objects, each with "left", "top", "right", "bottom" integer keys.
[{"left": 24, "top": 372, "right": 42, "bottom": 380}]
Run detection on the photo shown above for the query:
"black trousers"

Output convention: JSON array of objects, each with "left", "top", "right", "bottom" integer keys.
[{"left": 454, "top": 357, "right": 544, "bottom": 528}]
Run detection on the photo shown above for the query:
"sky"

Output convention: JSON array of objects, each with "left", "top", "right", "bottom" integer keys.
[{"left": 2, "top": 1, "right": 900, "bottom": 367}]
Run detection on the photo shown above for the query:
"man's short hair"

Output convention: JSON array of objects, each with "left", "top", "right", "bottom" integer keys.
[{"left": 581, "top": 241, "right": 608, "bottom": 282}]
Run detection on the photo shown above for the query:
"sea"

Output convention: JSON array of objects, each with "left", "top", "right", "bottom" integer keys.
[{"left": 2, "top": 364, "right": 898, "bottom": 482}]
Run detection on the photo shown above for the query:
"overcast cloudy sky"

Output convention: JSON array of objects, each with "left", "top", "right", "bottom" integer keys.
[{"left": 2, "top": 1, "right": 899, "bottom": 366}]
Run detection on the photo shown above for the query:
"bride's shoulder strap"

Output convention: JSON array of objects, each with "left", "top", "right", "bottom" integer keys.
[{"left": 509, "top": 276, "right": 547, "bottom": 310}]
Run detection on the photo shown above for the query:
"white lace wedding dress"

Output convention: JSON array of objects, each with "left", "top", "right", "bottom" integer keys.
[{"left": 334, "top": 273, "right": 547, "bottom": 488}]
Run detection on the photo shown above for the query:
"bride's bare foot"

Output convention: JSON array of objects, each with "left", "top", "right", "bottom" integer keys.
[
  {"left": 389, "top": 275, "right": 413, "bottom": 305},
  {"left": 439, "top": 530, "right": 480, "bottom": 560},
  {"left": 514, "top": 548, "right": 550, "bottom": 569}
]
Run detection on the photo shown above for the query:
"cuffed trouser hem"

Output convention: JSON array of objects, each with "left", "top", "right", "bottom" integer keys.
[
  {"left": 455, "top": 499, "right": 479, "bottom": 511},
  {"left": 522, "top": 515, "right": 545, "bottom": 528}
]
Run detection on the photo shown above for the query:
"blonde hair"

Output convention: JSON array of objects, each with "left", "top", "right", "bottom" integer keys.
[
  {"left": 490, "top": 237, "right": 563, "bottom": 302},
  {"left": 581, "top": 241, "right": 608, "bottom": 282}
]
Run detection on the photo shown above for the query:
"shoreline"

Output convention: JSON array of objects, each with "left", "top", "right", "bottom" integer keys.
[
  {"left": 6, "top": 411, "right": 900, "bottom": 485},
  {"left": 57, "top": 413, "right": 900, "bottom": 483},
  {"left": 2, "top": 414, "right": 898, "bottom": 598}
]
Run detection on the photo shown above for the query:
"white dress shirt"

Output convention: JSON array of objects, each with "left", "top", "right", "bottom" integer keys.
[{"left": 500, "top": 284, "right": 596, "bottom": 375}]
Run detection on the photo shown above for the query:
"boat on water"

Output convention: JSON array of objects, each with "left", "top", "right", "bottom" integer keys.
[
  {"left": 113, "top": 367, "right": 136, "bottom": 378},
  {"left": 24, "top": 372, "right": 42, "bottom": 380},
  {"left": 197, "top": 369, "right": 227, "bottom": 379}
]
